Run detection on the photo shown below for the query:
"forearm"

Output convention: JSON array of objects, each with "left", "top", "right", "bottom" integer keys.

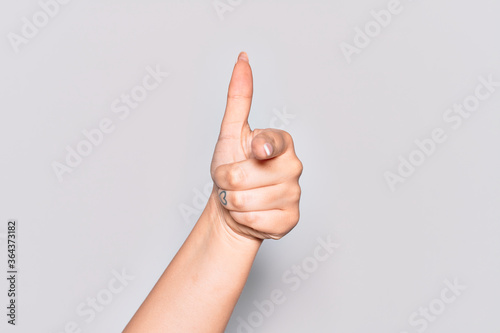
[
  {"left": 124, "top": 189, "right": 262, "bottom": 333},
  {"left": 124, "top": 52, "right": 302, "bottom": 332}
]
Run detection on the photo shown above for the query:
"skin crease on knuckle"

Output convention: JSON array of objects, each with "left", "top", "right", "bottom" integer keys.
[
  {"left": 230, "top": 211, "right": 262, "bottom": 234},
  {"left": 241, "top": 211, "right": 258, "bottom": 226},
  {"left": 213, "top": 164, "right": 240, "bottom": 190},
  {"left": 231, "top": 190, "right": 247, "bottom": 211},
  {"left": 291, "top": 183, "right": 302, "bottom": 203},
  {"left": 283, "top": 130, "right": 293, "bottom": 145},
  {"left": 263, "top": 212, "right": 293, "bottom": 237},
  {"left": 295, "top": 159, "right": 304, "bottom": 177},
  {"left": 213, "top": 167, "right": 224, "bottom": 189},
  {"left": 227, "top": 164, "right": 245, "bottom": 189},
  {"left": 267, "top": 219, "right": 294, "bottom": 240}
]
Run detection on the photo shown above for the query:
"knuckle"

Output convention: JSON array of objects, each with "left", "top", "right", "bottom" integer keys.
[
  {"left": 231, "top": 191, "right": 246, "bottom": 210},
  {"left": 291, "top": 184, "right": 302, "bottom": 202},
  {"left": 243, "top": 211, "right": 258, "bottom": 225},
  {"left": 212, "top": 166, "right": 224, "bottom": 187},
  {"left": 291, "top": 209, "right": 300, "bottom": 226},
  {"left": 293, "top": 159, "right": 303, "bottom": 176},
  {"left": 272, "top": 228, "right": 289, "bottom": 240},
  {"left": 228, "top": 93, "right": 252, "bottom": 100},
  {"left": 287, "top": 208, "right": 300, "bottom": 227},
  {"left": 280, "top": 130, "right": 292, "bottom": 142},
  {"left": 226, "top": 164, "right": 245, "bottom": 188},
  {"left": 272, "top": 211, "right": 299, "bottom": 238}
]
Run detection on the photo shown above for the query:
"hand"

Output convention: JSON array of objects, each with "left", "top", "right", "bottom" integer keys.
[{"left": 210, "top": 52, "right": 303, "bottom": 241}]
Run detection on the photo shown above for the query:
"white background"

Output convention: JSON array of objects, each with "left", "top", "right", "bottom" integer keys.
[{"left": 1, "top": 0, "right": 499, "bottom": 332}]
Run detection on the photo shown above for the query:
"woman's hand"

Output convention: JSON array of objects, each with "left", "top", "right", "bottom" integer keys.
[
  {"left": 210, "top": 52, "right": 303, "bottom": 241},
  {"left": 124, "top": 52, "right": 302, "bottom": 333}
]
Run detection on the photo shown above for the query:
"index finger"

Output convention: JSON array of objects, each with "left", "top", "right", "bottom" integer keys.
[{"left": 220, "top": 52, "right": 253, "bottom": 137}]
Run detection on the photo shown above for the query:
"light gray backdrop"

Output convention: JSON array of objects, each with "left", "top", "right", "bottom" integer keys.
[{"left": 1, "top": 0, "right": 499, "bottom": 332}]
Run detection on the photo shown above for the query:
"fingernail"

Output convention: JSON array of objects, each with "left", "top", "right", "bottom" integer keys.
[
  {"left": 238, "top": 52, "right": 249, "bottom": 62},
  {"left": 264, "top": 143, "right": 273, "bottom": 157}
]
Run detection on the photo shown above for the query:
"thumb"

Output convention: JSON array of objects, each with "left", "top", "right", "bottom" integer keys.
[
  {"left": 251, "top": 129, "right": 290, "bottom": 160},
  {"left": 220, "top": 52, "right": 253, "bottom": 136}
]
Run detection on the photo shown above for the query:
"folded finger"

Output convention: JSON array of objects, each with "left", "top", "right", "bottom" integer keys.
[
  {"left": 213, "top": 156, "right": 302, "bottom": 191},
  {"left": 229, "top": 208, "right": 300, "bottom": 239},
  {"left": 217, "top": 182, "right": 300, "bottom": 212}
]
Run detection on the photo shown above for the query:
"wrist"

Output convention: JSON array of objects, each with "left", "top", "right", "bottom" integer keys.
[{"left": 200, "top": 186, "right": 263, "bottom": 251}]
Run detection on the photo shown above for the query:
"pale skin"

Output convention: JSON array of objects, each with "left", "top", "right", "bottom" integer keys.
[{"left": 123, "top": 52, "right": 303, "bottom": 332}]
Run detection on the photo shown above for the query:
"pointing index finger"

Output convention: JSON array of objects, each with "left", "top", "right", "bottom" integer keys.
[{"left": 220, "top": 52, "right": 253, "bottom": 136}]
